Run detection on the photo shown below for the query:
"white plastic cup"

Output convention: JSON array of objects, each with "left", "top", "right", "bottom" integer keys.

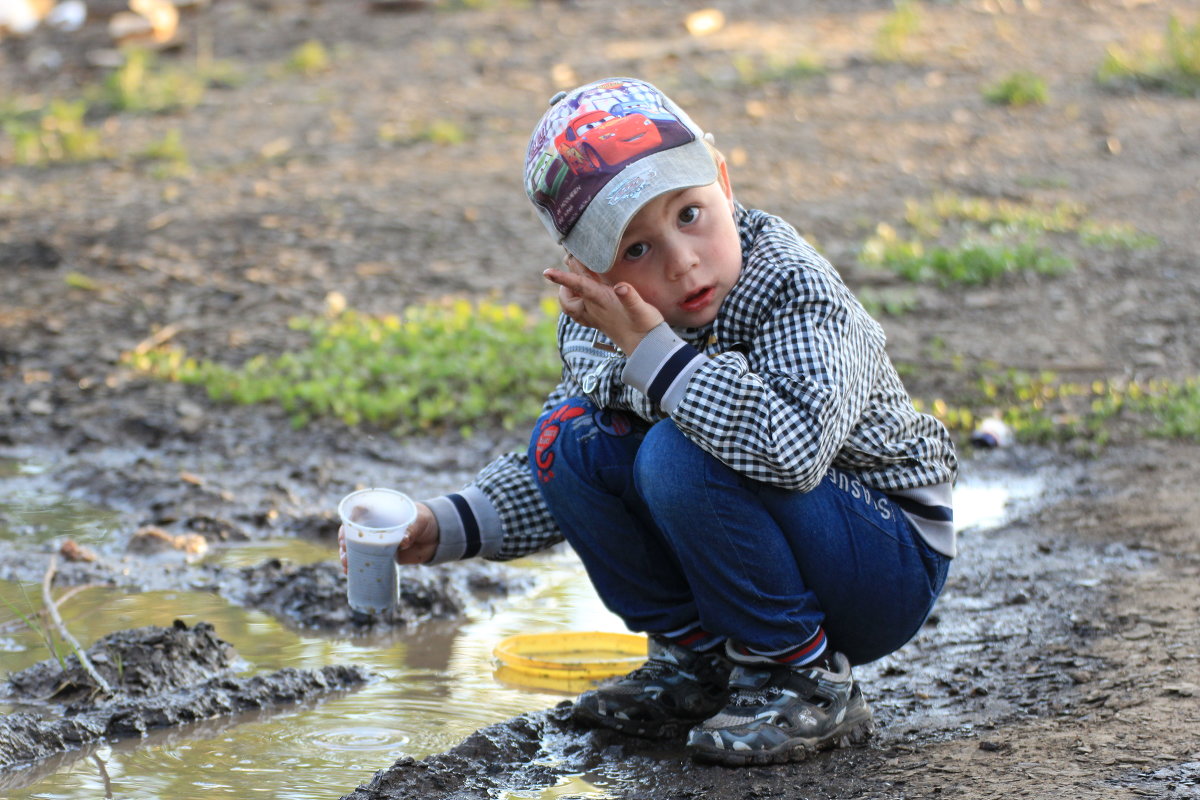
[{"left": 338, "top": 488, "right": 417, "bottom": 615}]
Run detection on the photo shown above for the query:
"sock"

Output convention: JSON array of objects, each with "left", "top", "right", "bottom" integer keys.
[
  {"left": 736, "top": 626, "right": 835, "bottom": 670},
  {"left": 660, "top": 622, "right": 726, "bottom": 653}
]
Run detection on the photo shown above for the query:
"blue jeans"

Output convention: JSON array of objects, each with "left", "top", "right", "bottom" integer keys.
[{"left": 529, "top": 398, "right": 950, "bottom": 665}]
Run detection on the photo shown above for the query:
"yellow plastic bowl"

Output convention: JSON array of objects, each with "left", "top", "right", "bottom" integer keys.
[{"left": 492, "top": 631, "right": 647, "bottom": 681}]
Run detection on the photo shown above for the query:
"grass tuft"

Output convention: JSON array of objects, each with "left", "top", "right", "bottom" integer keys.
[
  {"left": 2, "top": 99, "right": 107, "bottom": 165},
  {"left": 285, "top": 40, "right": 331, "bottom": 76},
  {"left": 984, "top": 71, "right": 1049, "bottom": 107},
  {"left": 1097, "top": 15, "right": 1200, "bottom": 96},
  {"left": 875, "top": 0, "right": 922, "bottom": 63},
  {"left": 859, "top": 193, "right": 1156, "bottom": 291},
  {"left": 124, "top": 296, "right": 563, "bottom": 435},
  {"left": 915, "top": 370, "right": 1200, "bottom": 447},
  {"left": 97, "top": 49, "right": 206, "bottom": 113}
]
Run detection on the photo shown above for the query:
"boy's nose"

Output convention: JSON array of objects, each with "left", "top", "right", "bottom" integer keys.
[{"left": 663, "top": 240, "right": 698, "bottom": 280}]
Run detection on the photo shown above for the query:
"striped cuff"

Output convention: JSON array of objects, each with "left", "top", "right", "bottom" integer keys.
[
  {"left": 424, "top": 486, "right": 503, "bottom": 564},
  {"left": 621, "top": 323, "right": 707, "bottom": 413}
]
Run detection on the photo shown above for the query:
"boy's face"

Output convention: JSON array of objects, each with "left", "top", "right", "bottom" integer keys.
[{"left": 598, "top": 167, "right": 742, "bottom": 330}]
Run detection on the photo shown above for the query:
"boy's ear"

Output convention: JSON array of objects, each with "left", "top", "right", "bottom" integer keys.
[{"left": 714, "top": 153, "right": 735, "bottom": 209}]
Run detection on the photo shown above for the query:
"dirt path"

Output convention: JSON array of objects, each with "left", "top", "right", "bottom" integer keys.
[{"left": 2, "top": 0, "right": 1199, "bottom": 797}]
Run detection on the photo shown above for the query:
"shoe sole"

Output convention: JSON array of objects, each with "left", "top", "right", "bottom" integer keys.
[
  {"left": 572, "top": 702, "right": 701, "bottom": 740},
  {"left": 687, "top": 713, "right": 876, "bottom": 766}
]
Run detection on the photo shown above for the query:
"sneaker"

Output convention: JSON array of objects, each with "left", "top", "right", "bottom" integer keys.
[
  {"left": 686, "top": 651, "right": 874, "bottom": 765},
  {"left": 573, "top": 636, "right": 733, "bottom": 738}
]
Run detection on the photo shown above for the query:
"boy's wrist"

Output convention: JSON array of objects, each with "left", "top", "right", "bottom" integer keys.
[
  {"left": 621, "top": 323, "right": 707, "bottom": 412},
  {"left": 424, "top": 487, "right": 502, "bottom": 563},
  {"left": 613, "top": 326, "right": 655, "bottom": 357}
]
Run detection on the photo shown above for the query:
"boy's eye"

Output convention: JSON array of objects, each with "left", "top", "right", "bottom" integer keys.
[
  {"left": 679, "top": 205, "right": 700, "bottom": 225},
  {"left": 624, "top": 242, "right": 649, "bottom": 260}
]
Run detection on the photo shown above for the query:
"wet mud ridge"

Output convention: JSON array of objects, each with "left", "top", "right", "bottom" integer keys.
[
  {"left": 207, "top": 558, "right": 536, "bottom": 633},
  {"left": 0, "top": 541, "right": 534, "bottom": 635},
  {"left": 0, "top": 620, "right": 372, "bottom": 771}
]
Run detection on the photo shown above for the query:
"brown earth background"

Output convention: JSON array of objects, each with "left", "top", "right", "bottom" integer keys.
[{"left": 2, "top": 0, "right": 1200, "bottom": 798}]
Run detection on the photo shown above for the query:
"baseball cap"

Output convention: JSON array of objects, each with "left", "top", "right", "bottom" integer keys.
[{"left": 523, "top": 78, "right": 717, "bottom": 273}]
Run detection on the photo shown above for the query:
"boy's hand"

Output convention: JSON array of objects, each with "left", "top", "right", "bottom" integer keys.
[
  {"left": 337, "top": 501, "right": 440, "bottom": 571},
  {"left": 544, "top": 255, "right": 664, "bottom": 355},
  {"left": 394, "top": 502, "right": 439, "bottom": 565}
]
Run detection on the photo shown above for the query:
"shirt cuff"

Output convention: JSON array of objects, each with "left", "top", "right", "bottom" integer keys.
[
  {"left": 621, "top": 322, "right": 707, "bottom": 413},
  {"left": 424, "top": 486, "right": 503, "bottom": 564}
]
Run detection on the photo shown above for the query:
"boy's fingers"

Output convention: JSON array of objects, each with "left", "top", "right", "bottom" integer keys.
[
  {"left": 544, "top": 268, "right": 600, "bottom": 299},
  {"left": 614, "top": 282, "right": 640, "bottom": 305}
]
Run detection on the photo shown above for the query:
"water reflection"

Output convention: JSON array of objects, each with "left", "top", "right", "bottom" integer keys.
[
  {"left": 503, "top": 773, "right": 617, "bottom": 799},
  {"left": 0, "top": 495, "right": 122, "bottom": 548},
  {"left": 953, "top": 471, "right": 1041, "bottom": 533},
  {"left": 1, "top": 549, "right": 625, "bottom": 800}
]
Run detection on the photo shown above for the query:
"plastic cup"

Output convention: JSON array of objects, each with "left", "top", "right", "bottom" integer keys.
[{"left": 338, "top": 488, "right": 417, "bottom": 615}]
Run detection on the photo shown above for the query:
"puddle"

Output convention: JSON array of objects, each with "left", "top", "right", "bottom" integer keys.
[
  {"left": 502, "top": 773, "right": 617, "bottom": 799},
  {"left": 953, "top": 470, "right": 1043, "bottom": 533},
  {"left": 0, "top": 493, "right": 123, "bottom": 549},
  {"left": 0, "top": 466, "right": 1042, "bottom": 799},
  {"left": 0, "top": 550, "right": 625, "bottom": 799}
]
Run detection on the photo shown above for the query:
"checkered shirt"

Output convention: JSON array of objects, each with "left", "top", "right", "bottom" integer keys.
[{"left": 451, "top": 205, "right": 958, "bottom": 562}]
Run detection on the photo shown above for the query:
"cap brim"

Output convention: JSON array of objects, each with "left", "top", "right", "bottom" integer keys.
[{"left": 562, "top": 138, "right": 717, "bottom": 273}]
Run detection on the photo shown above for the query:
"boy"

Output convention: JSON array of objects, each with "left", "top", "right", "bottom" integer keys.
[{"left": 342, "top": 77, "right": 957, "bottom": 765}]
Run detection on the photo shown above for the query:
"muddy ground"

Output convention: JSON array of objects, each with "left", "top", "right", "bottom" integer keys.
[
  {"left": 1, "top": 0, "right": 1199, "bottom": 797},
  {"left": 0, "top": 620, "right": 373, "bottom": 770}
]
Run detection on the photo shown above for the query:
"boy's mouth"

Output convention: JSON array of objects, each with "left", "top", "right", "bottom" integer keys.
[{"left": 679, "top": 286, "right": 716, "bottom": 312}]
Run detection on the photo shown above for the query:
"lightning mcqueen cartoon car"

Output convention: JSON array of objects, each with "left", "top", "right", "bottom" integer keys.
[{"left": 554, "top": 109, "right": 663, "bottom": 175}]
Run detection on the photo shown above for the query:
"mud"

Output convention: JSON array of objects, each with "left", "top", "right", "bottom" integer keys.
[
  {"left": 0, "top": 539, "right": 534, "bottom": 634},
  {"left": 0, "top": 621, "right": 373, "bottom": 770},
  {"left": 2, "top": 0, "right": 1199, "bottom": 796},
  {"left": 340, "top": 445, "right": 1191, "bottom": 799}
]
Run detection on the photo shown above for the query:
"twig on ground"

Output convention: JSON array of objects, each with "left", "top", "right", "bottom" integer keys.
[
  {"left": 92, "top": 753, "right": 115, "bottom": 800},
  {"left": 41, "top": 555, "right": 114, "bottom": 696},
  {"left": 131, "top": 322, "right": 184, "bottom": 355}
]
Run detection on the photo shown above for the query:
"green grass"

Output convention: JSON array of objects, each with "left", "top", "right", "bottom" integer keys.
[
  {"left": 874, "top": 0, "right": 922, "bottom": 63},
  {"left": 730, "top": 52, "right": 825, "bottom": 87},
  {"left": 379, "top": 118, "right": 469, "bottom": 146},
  {"left": 904, "top": 193, "right": 1085, "bottom": 238},
  {"left": 2, "top": 99, "right": 107, "bottom": 165},
  {"left": 856, "top": 287, "right": 919, "bottom": 318},
  {"left": 859, "top": 193, "right": 1157, "bottom": 289},
  {"left": 984, "top": 71, "right": 1049, "bottom": 107},
  {"left": 285, "top": 40, "right": 331, "bottom": 76},
  {"left": 1, "top": 587, "right": 69, "bottom": 672},
  {"left": 1097, "top": 15, "right": 1200, "bottom": 96},
  {"left": 414, "top": 119, "right": 468, "bottom": 145},
  {"left": 96, "top": 49, "right": 206, "bottom": 113},
  {"left": 124, "top": 297, "right": 563, "bottom": 435},
  {"left": 135, "top": 128, "right": 191, "bottom": 177},
  {"left": 913, "top": 366, "right": 1200, "bottom": 447},
  {"left": 859, "top": 223, "right": 1072, "bottom": 286}
]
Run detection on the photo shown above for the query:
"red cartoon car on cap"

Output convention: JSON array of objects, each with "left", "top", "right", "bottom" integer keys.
[{"left": 555, "top": 110, "right": 663, "bottom": 175}]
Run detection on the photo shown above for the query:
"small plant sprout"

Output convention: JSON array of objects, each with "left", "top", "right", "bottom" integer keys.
[
  {"left": 286, "top": 40, "right": 331, "bottom": 76},
  {"left": 875, "top": 0, "right": 922, "bottom": 63},
  {"left": 984, "top": 71, "right": 1049, "bottom": 107},
  {"left": 3, "top": 99, "right": 107, "bottom": 166},
  {"left": 98, "top": 49, "right": 206, "bottom": 113},
  {"left": 1097, "top": 15, "right": 1200, "bottom": 96}
]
